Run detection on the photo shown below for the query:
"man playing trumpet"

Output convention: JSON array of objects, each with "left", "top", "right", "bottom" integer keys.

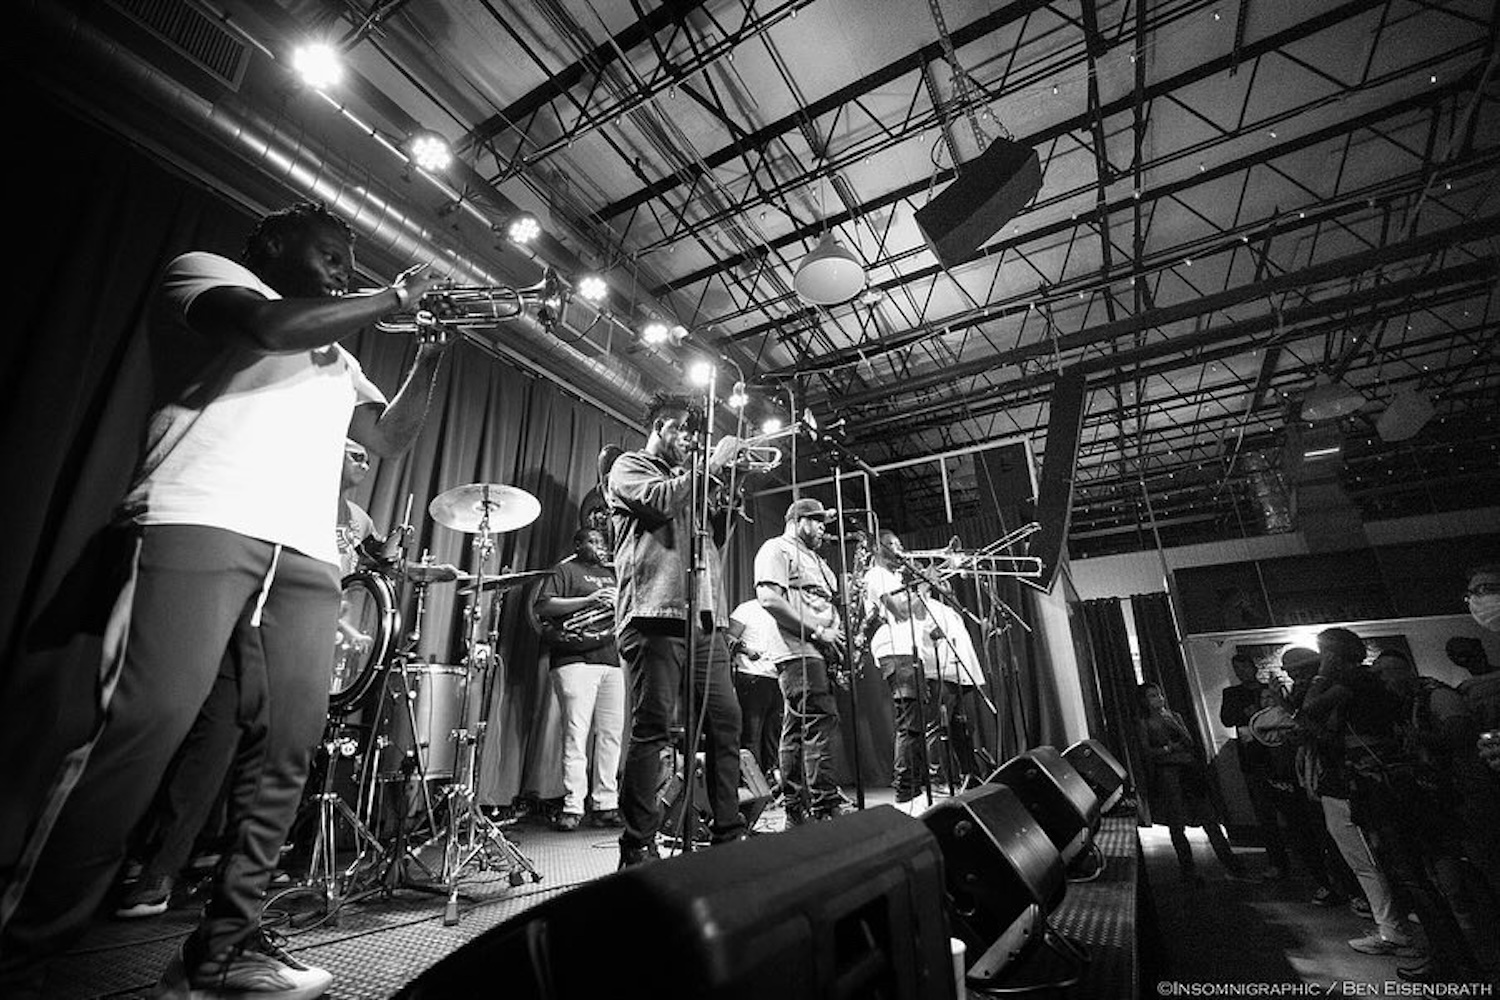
[{"left": 533, "top": 527, "right": 625, "bottom": 831}]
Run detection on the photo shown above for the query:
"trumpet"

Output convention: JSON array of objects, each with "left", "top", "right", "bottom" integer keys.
[
  {"left": 370, "top": 271, "right": 566, "bottom": 336},
  {"left": 727, "top": 423, "right": 804, "bottom": 473}
]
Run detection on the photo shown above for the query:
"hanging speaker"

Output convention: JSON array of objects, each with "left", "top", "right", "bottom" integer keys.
[
  {"left": 989, "top": 745, "right": 1100, "bottom": 866},
  {"left": 1061, "top": 739, "right": 1129, "bottom": 814},
  {"left": 915, "top": 137, "right": 1043, "bottom": 270},
  {"left": 393, "top": 808, "right": 954, "bottom": 1000},
  {"left": 1030, "top": 371, "right": 1087, "bottom": 593},
  {"left": 921, "top": 784, "right": 1065, "bottom": 986}
]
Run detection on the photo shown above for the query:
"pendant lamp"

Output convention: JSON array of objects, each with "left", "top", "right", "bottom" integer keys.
[{"left": 792, "top": 233, "right": 866, "bottom": 306}]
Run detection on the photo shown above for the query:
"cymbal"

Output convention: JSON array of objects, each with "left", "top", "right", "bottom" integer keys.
[
  {"left": 404, "top": 561, "right": 461, "bottom": 584},
  {"left": 457, "top": 569, "right": 553, "bottom": 595},
  {"left": 428, "top": 483, "right": 541, "bottom": 534}
]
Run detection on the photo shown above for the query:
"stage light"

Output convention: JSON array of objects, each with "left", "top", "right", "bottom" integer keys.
[
  {"left": 761, "top": 417, "right": 783, "bottom": 435},
  {"left": 578, "top": 275, "right": 608, "bottom": 302},
  {"left": 687, "top": 360, "right": 715, "bottom": 387},
  {"left": 792, "top": 233, "right": 866, "bottom": 306},
  {"left": 407, "top": 130, "right": 453, "bottom": 172},
  {"left": 641, "top": 321, "right": 670, "bottom": 345},
  {"left": 291, "top": 42, "right": 343, "bottom": 90},
  {"left": 727, "top": 381, "right": 749, "bottom": 409},
  {"left": 506, "top": 214, "right": 541, "bottom": 245}
]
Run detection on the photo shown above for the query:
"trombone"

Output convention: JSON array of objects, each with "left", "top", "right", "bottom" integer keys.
[
  {"left": 903, "top": 523, "right": 1045, "bottom": 581},
  {"left": 368, "top": 270, "right": 567, "bottom": 335}
]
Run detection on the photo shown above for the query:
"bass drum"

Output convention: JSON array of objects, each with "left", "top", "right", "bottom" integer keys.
[
  {"left": 372, "top": 664, "right": 472, "bottom": 782},
  {"left": 330, "top": 570, "right": 401, "bottom": 714}
]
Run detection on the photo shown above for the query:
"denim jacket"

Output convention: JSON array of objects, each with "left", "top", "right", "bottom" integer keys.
[{"left": 607, "top": 449, "right": 727, "bottom": 630}]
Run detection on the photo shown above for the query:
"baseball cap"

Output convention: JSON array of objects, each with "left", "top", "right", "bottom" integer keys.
[{"left": 785, "top": 497, "right": 835, "bottom": 522}]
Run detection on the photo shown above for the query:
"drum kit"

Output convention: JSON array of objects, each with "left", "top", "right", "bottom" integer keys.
[{"left": 304, "top": 480, "right": 548, "bottom": 926}]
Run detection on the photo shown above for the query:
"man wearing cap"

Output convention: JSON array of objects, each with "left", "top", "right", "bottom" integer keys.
[{"left": 755, "top": 498, "right": 848, "bottom": 825}]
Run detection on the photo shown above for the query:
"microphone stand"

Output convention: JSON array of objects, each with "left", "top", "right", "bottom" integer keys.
[
  {"left": 678, "top": 377, "right": 720, "bottom": 853},
  {"left": 830, "top": 469, "right": 866, "bottom": 810}
]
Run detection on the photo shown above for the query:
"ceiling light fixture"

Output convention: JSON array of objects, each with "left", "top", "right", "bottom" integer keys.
[
  {"left": 577, "top": 275, "right": 608, "bottom": 302},
  {"left": 291, "top": 42, "right": 343, "bottom": 90},
  {"left": 727, "top": 381, "right": 749, "bottom": 409},
  {"left": 792, "top": 232, "right": 866, "bottom": 306},
  {"left": 407, "top": 130, "right": 453, "bottom": 172},
  {"left": 506, "top": 214, "right": 541, "bottom": 245}
]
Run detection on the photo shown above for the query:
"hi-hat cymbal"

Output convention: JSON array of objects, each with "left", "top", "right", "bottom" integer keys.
[
  {"left": 404, "top": 561, "right": 462, "bottom": 584},
  {"left": 456, "top": 569, "right": 553, "bottom": 595},
  {"left": 428, "top": 483, "right": 541, "bottom": 534}
]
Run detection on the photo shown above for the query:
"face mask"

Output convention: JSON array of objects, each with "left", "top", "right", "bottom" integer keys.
[{"left": 1471, "top": 594, "right": 1500, "bottom": 631}]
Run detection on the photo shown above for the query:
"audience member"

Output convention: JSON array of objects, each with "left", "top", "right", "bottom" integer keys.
[
  {"left": 1218, "top": 653, "right": 1289, "bottom": 879},
  {"left": 1137, "top": 682, "right": 1251, "bottom": 883},
  {"left": 1298, "top": 629, "right": 1421, "bottom": 960}
]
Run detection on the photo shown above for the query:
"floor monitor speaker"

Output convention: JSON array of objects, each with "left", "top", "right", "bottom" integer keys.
[
  {"left": 921, "top": 784, "right": 1065, "bottom": 986},
  {"left": 915, "top": 137, "right": 1043, "bottom": 269},
  {"left": 393, "top": 807, "right": 954, "bottom": 1000},
  {"left": 1061, "top": 738, "right": 1129, "bottom": 814},
  {"left": 988, "top": 745, "right": 1100, "bottom": 866},
  {"left": 660, "top": 748, "right": 775, "bottom": 844}
]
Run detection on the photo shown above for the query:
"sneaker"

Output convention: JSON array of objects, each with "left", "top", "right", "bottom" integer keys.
[
  {"left": 152, "top": 930, "right": 331, "bottom": 1000},
  {"left": 1348, "top": 932, "right": 1420, "bottom": 957},
  {"left": 588, "top": 809, "right": 625, "bottom": 828},
  {"left": 1310, "top": 887, "right": 1346, "bottom": 907},
  {"left": 116, "top": 872, "right": 173, "bottom": 919},
  {"left": 552, "top": 812, "right": 582, "bottom": 832},
  {"left": 1349, "top": 897, "right": 1373, "bottom": 918},
  {"left": 618, "top": 842, "right": 659, "bottom": 870}
]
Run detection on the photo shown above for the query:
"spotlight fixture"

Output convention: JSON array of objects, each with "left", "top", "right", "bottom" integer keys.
[
  {"left": 760, "top": 417, "right": 784, "bottom": 435},
  {"left": 577, "top": 275, "right": 608, "bottom": 303},
  {"left": 641, "top": 321, "right": 670, "bottom": 345},
  {"left": 727, "top": 381, "right": 749, "bottom": 409},
  {"left": 687, "top": 360, "right": 716, "bottom": 387},
  {"left": 407, "top": 130, "right": 453, "bottom": 172},
  {"left": 506, "top": 214, "right": 541, "bottom": 245},
  {"left": 792, "top": 232, "right": 866, "bottom": 306},
  {"left": 291, "top": 42, "right": 343, "bottom": 90}
]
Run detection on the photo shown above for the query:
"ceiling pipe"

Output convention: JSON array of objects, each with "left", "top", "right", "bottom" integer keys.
[{"left": 16, "top": 0, "right": 656, "bottom": 427}]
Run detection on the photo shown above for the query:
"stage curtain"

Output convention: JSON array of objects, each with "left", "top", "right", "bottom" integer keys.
[
  {"left": 0, "top": 78, "right": 639, "bottom": 874},
  {"left": 1081, "top": 598, "right": 1152, "bottom": 825},
  {"left": 1131, "top": 592, "right": 1204, "bottom": 749}
]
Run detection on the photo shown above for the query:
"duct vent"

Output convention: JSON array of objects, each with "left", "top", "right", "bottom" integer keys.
[{"left": 105, "top": 0, "right": 249, "bottom": 90}]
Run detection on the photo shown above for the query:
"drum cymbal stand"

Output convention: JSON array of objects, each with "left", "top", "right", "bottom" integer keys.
[{"left": 423, "top": 498, "right": 541, "bottom": 925}]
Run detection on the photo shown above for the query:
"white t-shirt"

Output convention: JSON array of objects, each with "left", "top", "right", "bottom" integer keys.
[
  {"left": 121, "top": 252, "right": 385, "bottom": 565},
  {"left": 864, "top": 564, "right": 984, "bottom": 685},
  {"left": 729, "top": 600, "right": 781, "bottom": 679}
]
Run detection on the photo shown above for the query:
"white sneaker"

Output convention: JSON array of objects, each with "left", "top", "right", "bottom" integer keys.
[{"left": 152, "top": 930, "right": 332, "bottom": 1000}]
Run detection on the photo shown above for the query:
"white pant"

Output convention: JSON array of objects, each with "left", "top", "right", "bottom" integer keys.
[
  {"left": 551, "top": 662, "right": 625, "bottom": 815},
  {"left": 1320, "top": 795, "right": 1414, "bottom": 942}
]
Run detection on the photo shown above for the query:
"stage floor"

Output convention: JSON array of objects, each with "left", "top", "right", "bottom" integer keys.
[{"left": 47, "top": 789, "right": 1142, "bottom": 999}]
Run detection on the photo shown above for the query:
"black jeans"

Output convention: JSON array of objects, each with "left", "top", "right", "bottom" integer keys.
[
  {"left": 777, "top": 656, "right": 843, "bottom": 816},
  {"left": 883, "top": 656, "right": 972, "bottom": 801},
  {"left": 617, "top": 623, "right": 744, "bottom": 850},
  {"left": 733, "top": 671, "right": 782, "bottom": 779}
]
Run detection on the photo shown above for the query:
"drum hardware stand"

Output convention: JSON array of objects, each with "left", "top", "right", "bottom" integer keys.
[
  {"left": 421, "top": 491, "right": 541, "bottom": 925},
  {"left": 287, "top": 724, "right": 387, "bottom": 926}
]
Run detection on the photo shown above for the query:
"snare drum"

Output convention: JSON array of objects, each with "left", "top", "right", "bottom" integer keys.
[
  {"left": 330, "top": 570, "right": 401, "bottom": 714},
  {"left": 373, "top": 664, "right": 472, "bottom": 782}
]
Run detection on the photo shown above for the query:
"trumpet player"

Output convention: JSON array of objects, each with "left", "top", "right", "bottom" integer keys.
[
  {"left": 533, "top": 527, "right": 624, "bottom": 832},
  {"left": 607, "top": 393, "right": 746, "bottom": 868},
  {"left": 0, "top": 201, "right": 450, "bottom": 1000}
]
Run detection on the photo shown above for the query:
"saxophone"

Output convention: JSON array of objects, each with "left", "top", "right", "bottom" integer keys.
[{"left": 845, "top": 533, "right": 878, "bottom": 675}]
